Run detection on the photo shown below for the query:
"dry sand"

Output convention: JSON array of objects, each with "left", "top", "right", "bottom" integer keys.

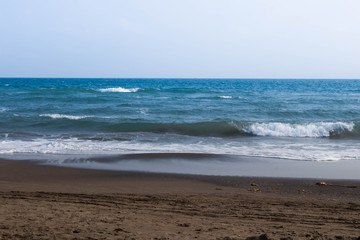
[{"left": 1, "top": 159, "right": 360, "bottom": 239}]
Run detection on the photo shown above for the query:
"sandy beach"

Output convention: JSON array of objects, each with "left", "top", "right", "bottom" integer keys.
[
  {"left": 3, "top": 0, "right": 360, "bottom": 238},
  {"left": 0, "top": 159, "right": 360, "bottom": 239}
]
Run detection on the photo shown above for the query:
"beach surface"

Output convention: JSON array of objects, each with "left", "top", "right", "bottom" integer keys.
[{"left": 1, "top": 158, "right": 360, "bottom": 240}]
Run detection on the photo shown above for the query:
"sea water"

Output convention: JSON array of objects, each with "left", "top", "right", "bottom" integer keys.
[{"left": 1, "top": 78, "right": 360, "bottom": 178}]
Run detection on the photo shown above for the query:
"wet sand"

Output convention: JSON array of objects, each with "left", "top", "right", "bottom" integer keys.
[{"left": 1, "top": 159, "right": 360, "bottom": 239}]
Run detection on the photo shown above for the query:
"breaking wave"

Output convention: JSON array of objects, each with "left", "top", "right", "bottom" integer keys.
[
  {"left": 241, "top": 122, "right": 355, "bottom": 138},
  {"left": 110, "top": 121, "right": 357, "bottom": 139}
]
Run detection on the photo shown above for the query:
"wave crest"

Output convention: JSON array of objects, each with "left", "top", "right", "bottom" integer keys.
[
  {"left": 98, "top": 87, "right": 140, "bottom": 93},
  {"left": 241, "top": 122, "right": 355, "bottom": 138},
  {"left": 40, "top": 114, "right": 93, "bottom": 120}
]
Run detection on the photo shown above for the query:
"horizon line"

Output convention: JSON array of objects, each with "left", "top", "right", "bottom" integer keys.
[{"left": 1, "top": 77, "right": 360, "bottom": 80}]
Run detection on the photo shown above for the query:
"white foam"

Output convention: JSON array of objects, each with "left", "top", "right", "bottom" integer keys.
[
  {"left": 139, "top": 109, "right": 148, "bottom": 115},
  {"left": 1, "top": 134, "right": 360, "bottom": 162},
  {"left": 243, "top": 122, "right": 354, "bottom": 138},
  {"left": 219, "top": 96, "right": 232, "bottom": 99},
  {"left": 0, "top": 107, "right": 8, "bottom": 112},
  {"left": 98, "top": 87, "right": 140, "bottom": 93},
  {"left": 40, "top": 114, "right": 93, "bottom": 120}
]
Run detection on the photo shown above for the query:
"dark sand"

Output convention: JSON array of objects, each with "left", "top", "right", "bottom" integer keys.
[{"left": 1, "top": 159, "right": 360, "bottom": 239}]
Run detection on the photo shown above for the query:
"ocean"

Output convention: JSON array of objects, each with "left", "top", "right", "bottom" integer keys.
[{"left": 1, "top": 78, "right": 360, "bottom": 178}]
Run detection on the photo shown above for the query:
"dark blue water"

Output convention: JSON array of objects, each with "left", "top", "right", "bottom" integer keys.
[{"left": 1, "top": 78, "right": 360, "bottom": 171}]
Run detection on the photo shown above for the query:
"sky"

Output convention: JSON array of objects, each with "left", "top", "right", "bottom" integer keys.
[{"left": 1, "top": 0, "right": 360, "bottom": 78}]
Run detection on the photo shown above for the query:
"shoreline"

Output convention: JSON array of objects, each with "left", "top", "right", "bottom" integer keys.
[
  {"left": 1, "top": 158, "right": 360, "bottom": 198},
  {"left": 3, "top": 152, "right": 360, "bottom": 180},
  {"left": 1, "top": 158, "right": 360, "bottom": 239}
]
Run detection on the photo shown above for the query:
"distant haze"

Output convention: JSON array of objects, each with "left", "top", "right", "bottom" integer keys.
[{"left": 1, "top": 0, "right": 360, "bottom": 78}]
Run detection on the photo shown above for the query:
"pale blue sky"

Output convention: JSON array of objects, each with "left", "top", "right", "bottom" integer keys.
[{"left": 1, "top": 0, "right": 360, "bottom": 78}]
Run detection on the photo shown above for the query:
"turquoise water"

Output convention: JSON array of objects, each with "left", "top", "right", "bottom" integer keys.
[{"left": 1, "top": 78, "right": 360, "bottom": 176}]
